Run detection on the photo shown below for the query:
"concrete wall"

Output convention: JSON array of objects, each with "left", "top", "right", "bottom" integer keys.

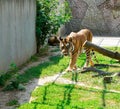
[
  {"left": 0, "top": 0, "right": 36, "bottom": 72},
  {"left": 60, "top": 0, "right": 120, "bottom": 36}
]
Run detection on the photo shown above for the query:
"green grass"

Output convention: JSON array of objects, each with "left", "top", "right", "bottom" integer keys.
[
  {"left": 16, "top": 55, "right": 69, "bottom": 83},
  {"left": 6, "top": 99, "right": 19, "bottom": 106},
  {"left": 18, "top": 83, "right": 120, "bottom": 109},
  {"left": 17, "top": 47, "right": 120, "bottom": 109},
  {"left": 0, "top": 63, "right": 18, "bottom": 87}
]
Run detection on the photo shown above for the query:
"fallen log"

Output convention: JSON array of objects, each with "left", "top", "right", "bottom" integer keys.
[{"left": 83, "top": 41, "right": 120, "bottom": 61}]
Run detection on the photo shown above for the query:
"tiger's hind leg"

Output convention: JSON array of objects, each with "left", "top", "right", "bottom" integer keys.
[
  {"left": 84, "top": 48, "right": 94, "bottom": 67},
  {"left": 91, "top": 50, "right": 99, "bottom": 64}
]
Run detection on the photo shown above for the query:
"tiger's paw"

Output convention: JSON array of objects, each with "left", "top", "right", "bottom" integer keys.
[
  {"left": 73, "top": 65, "right": 77, "bottom": 70},
  {"left": 65, "top": 67, "right": 73, "bottom": 72},
  {"left": 65, "top": 68, "right": 73, "bottom": 72},
  {"left": 65, "top": 66, "right": 77, "bottom": 72}
]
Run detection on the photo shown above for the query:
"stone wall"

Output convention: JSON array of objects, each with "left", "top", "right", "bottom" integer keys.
[{"left": 61, "top": 0, "right": 120, "bottom": 36}]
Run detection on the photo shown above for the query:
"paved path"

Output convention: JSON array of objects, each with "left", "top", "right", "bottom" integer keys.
[{"left": 93, "top": 36, "right": 120, "bottom": 47}]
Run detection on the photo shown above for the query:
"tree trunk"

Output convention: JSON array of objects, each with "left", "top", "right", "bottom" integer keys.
[{"left": 83, "top": 41, "right": 120, "bottom": 61}]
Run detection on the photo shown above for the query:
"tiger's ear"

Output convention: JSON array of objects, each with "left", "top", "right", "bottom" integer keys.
[
  {"left": 58, "top": 36, "right": 63, "bottom": 41},
  {"left": 68, "top": 37, "right": 72, "bottom": 42}
]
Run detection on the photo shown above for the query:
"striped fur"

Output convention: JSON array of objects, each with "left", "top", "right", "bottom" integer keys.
[{"left": 84, "top": 48, "right": 98, "bottom": 67}]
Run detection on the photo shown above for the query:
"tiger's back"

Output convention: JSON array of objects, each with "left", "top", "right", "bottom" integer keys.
[{"left": 77, "top": 29, "right": 93, "bottom": 44}]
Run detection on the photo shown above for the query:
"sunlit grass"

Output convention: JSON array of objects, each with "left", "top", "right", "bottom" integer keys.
[{"left": 18, "top": 83, "right": 120, "bottom": 109}]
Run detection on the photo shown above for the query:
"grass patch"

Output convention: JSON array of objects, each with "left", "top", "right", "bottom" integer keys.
[
  {"left": 0, "top": 73, "right": 12, "bottom": 86},
  {"left": 6, "top": 99, "right": 19, "bottom": 106},
  {"left": 16, "top": 55, "right": 69, "bottom": 84},
  {"left": 18, "top": 83, "right": 120, "bottom": 109},
  {"left": 0, "top": 63, "right": 18, "bottom": 88},
  {"left": 29, "top": 55, "right": 39, "bottom": 62}
]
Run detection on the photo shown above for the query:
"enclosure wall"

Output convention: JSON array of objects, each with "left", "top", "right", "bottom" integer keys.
[{"left": 0, "top": 0, "right": 36, "bottom": 72}]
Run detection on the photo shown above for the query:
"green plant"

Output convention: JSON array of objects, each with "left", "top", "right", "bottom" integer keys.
[
  {"left": 0, "top": 63, "right": 22, "bottom": 91},
  {"left": 9, "top": 63, "right": 18, "bottom": 71},
  {"left": 29, "top": 55, "right": 39, "bottom": 62},
  {"left": 0, "top": 63, "right": 18, "bottom": 86},
  {"left": 3, "top": 73, "right": 20, "bottom": 91},
  {"left": 36, "top": 0, "right": 71, "bottom": 52},
  {"left": 0, "top": 73, "right": 11, "bottom": 86},
  {"left": 6, "top": 99, "right": 19, "bottom": 106}
]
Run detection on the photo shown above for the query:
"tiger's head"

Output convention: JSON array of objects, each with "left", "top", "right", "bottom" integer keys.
[{"left": 58, "top": 37, "right": 74, "bottom": 56}]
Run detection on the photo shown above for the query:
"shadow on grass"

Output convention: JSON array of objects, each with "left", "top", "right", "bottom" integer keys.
[
  {"left": 16, "top": 55, "right": 63, "bottom": 84},
  {"left": 102, "top": 80, "right": 107, "bottom": 107},
  {"left": 56, "top": 84, "right": 75, "bottom": 108},
  {"left": 72, "top": 71, "right": 78, "bottom": 82},
  {"left": 18, "top": 79, "right": 120, "bottom": 109},
  {"left": 28, "top": 83, "right": 108, "bottom": 109},
  {"left": 30, "top": 84, "right": 84, "bottom": 109}
]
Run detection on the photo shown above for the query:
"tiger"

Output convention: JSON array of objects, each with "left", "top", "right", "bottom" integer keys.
[
  {"left": 48, "top": 36, "right": 59, "bottom": 46},
  {"left": 58, "top": 29, "right": 96, "bottom": 72}
]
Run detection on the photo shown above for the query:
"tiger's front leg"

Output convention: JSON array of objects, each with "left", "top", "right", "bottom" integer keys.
[{"left": 66, "top": 52, "right": 78, "bottom": 72}]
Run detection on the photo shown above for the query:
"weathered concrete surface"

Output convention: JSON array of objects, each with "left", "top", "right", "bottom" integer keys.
[
  {"left": 93, "top": 36, "right": 120, "bottom": 47},
  {"left": 0, "top": 0, "right": 36, "bottom": 72},
  {"left": 61, "top": 0, "right": 120, "bottom": 36}
]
